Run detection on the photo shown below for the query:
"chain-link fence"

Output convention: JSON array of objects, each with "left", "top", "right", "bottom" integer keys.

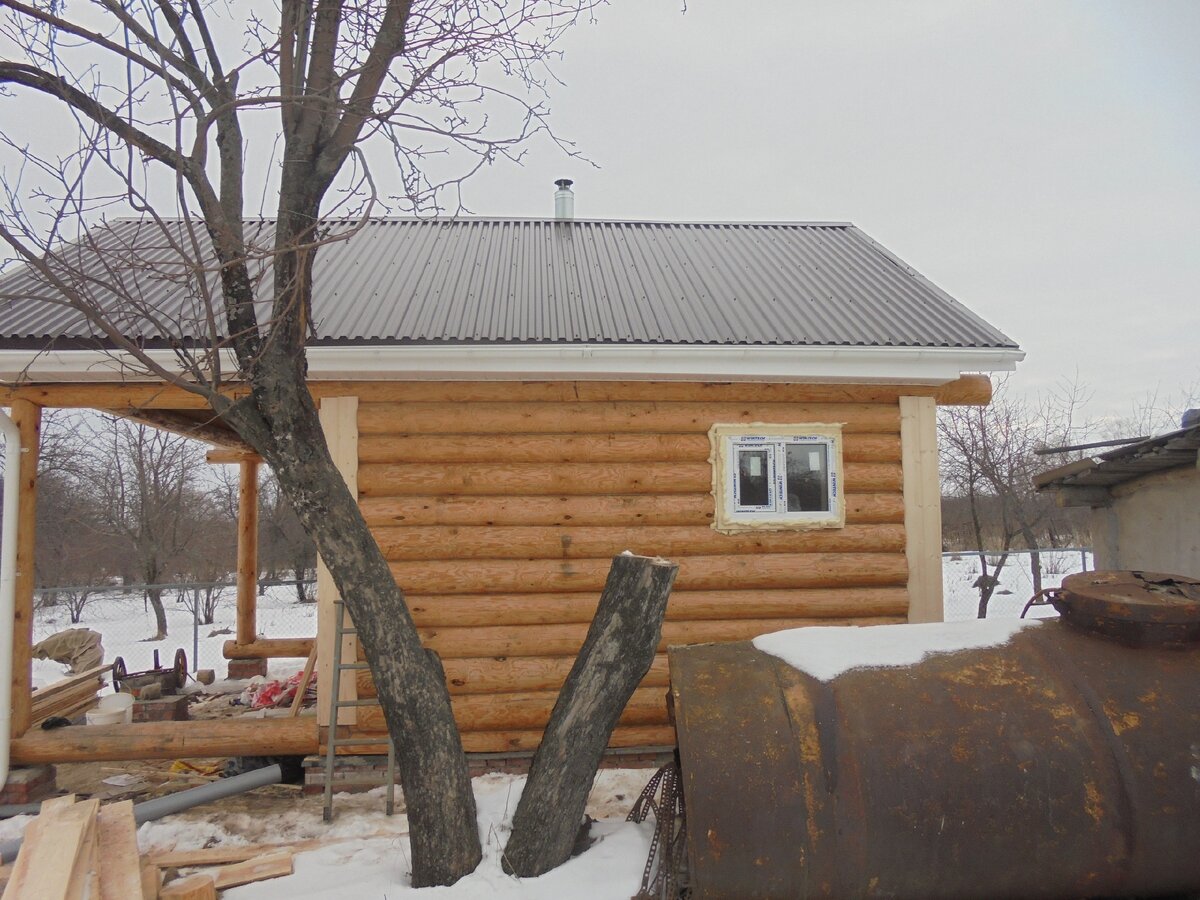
[
  {"left": 943, "top": 548, "right": 1093, "bottom": 621},
  {"left": 32, "top": 580, "right": 316, "bottom": 684}
]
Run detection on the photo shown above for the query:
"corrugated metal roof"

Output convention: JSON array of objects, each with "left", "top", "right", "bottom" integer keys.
[
  {"left": 1035, "top": 425, "right": 1200, "bottom": 493},
  {"left": 0, "top": 218, "right": 1018, "bottom": 349}
]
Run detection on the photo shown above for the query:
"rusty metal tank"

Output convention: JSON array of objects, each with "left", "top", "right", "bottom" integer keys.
[{"left": 669, "top": 570, "right": 1200, "bottom": 899}]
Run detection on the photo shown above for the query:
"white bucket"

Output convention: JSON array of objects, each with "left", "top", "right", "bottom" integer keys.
[
  {"left": 92, "top": 691, "right": 135, "bottom": 725},
  {"left": 85, "top": 707, "right": 127, "bottom": 726}
]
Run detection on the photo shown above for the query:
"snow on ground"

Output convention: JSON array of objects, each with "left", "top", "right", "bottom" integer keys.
[
  {"left": 754, "top": 618, "right": 1041, "bottom": 681},
  {"left": 31, "top": 585, "right": 314, "bottom": 688},
  {"left": 942, "top": 549, "right": 1092, "bottom": 621}
]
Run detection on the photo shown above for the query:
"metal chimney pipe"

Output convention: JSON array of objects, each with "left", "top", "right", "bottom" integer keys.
[{"left": 554, "top": 178, "right": 574, "bottom": 220}]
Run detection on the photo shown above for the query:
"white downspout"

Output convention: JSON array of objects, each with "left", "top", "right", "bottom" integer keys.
[{"left": 0, "top": 411, "right": 23, "bottom": 790}]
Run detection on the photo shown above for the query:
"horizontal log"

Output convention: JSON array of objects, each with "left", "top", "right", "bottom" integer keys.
[
  {"left": 366, "top": 615, "right": 905, "bottom": 661},
  {"left": 322, "top": 375, "right": 988, "bottom": 405},
  {"left": 358, "top": 401, "right": 900, "bottom": 436},
  {"left": 222, "top": 638, "right": 314, "bottom": 660},
  {"left": 358, "top": 491, "right": 904, "bottom": 528},
  {"left": 10, "top": 717, "right": 317, "bottom": 763},
  {"left": 375, "top": 523, "right": 905, "bottom": 561},
  {"left": 359, "top": 655, "right": 672, "bottom": 697},
  {"left": 359, "top": 460, "right": 902, "bottom": 497},
  {"left": 333, "top": 724, "right": 679, "bottom": 755},
  {"left": 387, "top": 552, "right": 908, "bottom": 595},
  {"left": 0, "top": 376, "right": 990, "bottom": 411},
  {"left": 357, "top": 432, "right": 901, "bottom": 464},
  {"left": 402, "top": 586, "right": 911, "bottom": 628},
  {"left": 355, "top": 686, "right": 669, "bottom": 734}
]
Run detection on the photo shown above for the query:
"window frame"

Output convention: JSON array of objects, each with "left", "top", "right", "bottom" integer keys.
[{"left": 709, "top": 423, "right": 846, "bottom": 533}]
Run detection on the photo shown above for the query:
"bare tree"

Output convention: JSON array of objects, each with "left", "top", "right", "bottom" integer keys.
[
  {"left": 0, "top": 2, "right": 603, "bottom": 884},
  {"left": 259, "top": 473, "right": 316, "bottom": 602},
  {"left": 939, "top": 378, "right": 1091, "bottom": 616},
  {"left": 85, "top": 417, "right": 205, "bottom": 639}
]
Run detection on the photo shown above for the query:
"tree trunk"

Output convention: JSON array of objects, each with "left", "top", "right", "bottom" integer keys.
[
  {"left": 221, "top": 355, "right": 482, "bottom": 886},
  {"left": 503, "top": 553, "right": 678, "bottom": 877},
  {"left": 145, "top": 587, "right": 168, "bottom": 640}
]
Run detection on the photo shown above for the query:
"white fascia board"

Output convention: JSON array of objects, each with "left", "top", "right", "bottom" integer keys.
[{"left": 0, "top": 344, "right": 1024, "bottom": 385}]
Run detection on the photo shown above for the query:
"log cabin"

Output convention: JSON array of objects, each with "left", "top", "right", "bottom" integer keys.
[{"left": 0, "top": 202, "right": 1022, "bottom": 768}]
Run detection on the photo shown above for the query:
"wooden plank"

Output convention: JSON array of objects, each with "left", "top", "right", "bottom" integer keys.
[
  {"left": 235, "top": 458, "right": 261, "bottom": 646},
  {"left": 159, "top": 873, "right": 216, "bottom": 900},
  {"left": 97, "top": 801, "right": 144, "bottom": 900},
  {"left": 316, "top": 396, "right": 358, "bottom": 727},
  {"left": 39, "top": 794, "right": 77, "bottom": 814},
  {"left": 10, "top": 717, "right": 317, "bottom": 765},
  {"left": 3, "top": 797, "right": 99, "bottom": 900},
  {"left": 385, "top": 552, "right": 908, "bottom": 596},
  {"left": 358, "top": 491, "right": 905, "bottom": 528},
  {"left": 357, "top": 400, "right": 901, "bottom": 435},
  {"left": 372, "top": 523, "right": 906, "bottom": 561},
  {"left": 290, "top": 644, "right": 318, "bottom": 716},
  {"left": 64, "top": 802, "right": 101, "bottom": 900},
  {"left": 140, "top": 862, "right": 162, "bottom": 900},
  {"left": 211, "top": 850, "right": 293, "bottom": 890},
  {"left": 29, "top": 665, "right": 112, "bottom": 703},
  {"left": 400, "top": 586, "right": 910, "bottom": 629},
  {"left": 357, "top": 460, "right": 902, "bottom": 497},
  {"left": 357, "top": 431, "right": 902, "bottom": 464},
  {"left": 900, "top": 396, "right": 944, "bottom": 623},
  {"left": 11, "top": 399, "right": 40, "bottom": 738}
]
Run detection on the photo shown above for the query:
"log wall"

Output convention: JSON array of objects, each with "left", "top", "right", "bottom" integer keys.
[{"left": 345, "top": 381, "right": 918, "bottom": 753}]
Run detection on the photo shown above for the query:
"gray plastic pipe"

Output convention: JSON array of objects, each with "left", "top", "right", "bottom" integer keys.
[{"left": 0, "top": 763, "right": 282, "bottom": 862}]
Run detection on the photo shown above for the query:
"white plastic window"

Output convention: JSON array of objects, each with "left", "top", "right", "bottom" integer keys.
[{"left": 711, "top": 424, "right": 845, "bottom": 532}]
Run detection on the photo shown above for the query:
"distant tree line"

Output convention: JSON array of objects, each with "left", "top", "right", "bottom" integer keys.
[{"left": 10, "top": 412, "right": 315, "bottom": 639}]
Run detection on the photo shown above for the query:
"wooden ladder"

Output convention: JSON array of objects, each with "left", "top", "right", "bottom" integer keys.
[{"left": 322, "top": 598, "right": 396, "bottom": 823}]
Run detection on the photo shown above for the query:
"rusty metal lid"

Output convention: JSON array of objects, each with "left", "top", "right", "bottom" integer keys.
[{"left": 1052, "top": 570, "right": 1200, "bottom": 647}]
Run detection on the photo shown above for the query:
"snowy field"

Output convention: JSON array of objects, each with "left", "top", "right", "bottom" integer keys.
[
  {"left": 942, "top": 549, "right": 1092, "bottom": 621},
  {"left": 32, "top": 584, "right": 315, "bottom": 689}
]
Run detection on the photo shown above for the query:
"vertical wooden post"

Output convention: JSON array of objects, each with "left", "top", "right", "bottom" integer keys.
[
  {"left": 900, "top": 395, "right": 944, "bottom": 623},
  {"left": 316, "top": 398, "right": 358, "bottom": 727},
  {"left": 11, "top": 399, "right": 41, "bottom": 737},
  {"left": 235, "top": 458, "right": 260, "bottom": 646}
]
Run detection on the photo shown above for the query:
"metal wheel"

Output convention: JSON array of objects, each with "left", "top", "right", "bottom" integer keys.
[
  {"left": 173, "top": 648, "right": 188, "bottom": 684},
  {"left": 112, "top": 656, "right": 127, "bottom": 693}
]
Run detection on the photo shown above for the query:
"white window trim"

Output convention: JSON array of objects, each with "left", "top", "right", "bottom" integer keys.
[{"left": 709, "top": 423, "right": 846, "bottom": 534}]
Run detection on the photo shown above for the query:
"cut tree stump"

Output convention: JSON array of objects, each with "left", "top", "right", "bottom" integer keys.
[{"left": 502, "top": 553, "right": 678, "bottom": 877}]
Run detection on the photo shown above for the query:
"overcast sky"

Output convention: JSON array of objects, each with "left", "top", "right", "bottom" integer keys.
[
  {"left": 3, "top": 2, "right": 1197, "bottom": 424},
  {"left": 456, "top": 0, "right": 1200, "bottom": 423}
]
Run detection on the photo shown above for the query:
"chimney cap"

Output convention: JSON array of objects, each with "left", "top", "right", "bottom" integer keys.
[{"left": 554, "top": 178, "right": 574, "bottom": 190}]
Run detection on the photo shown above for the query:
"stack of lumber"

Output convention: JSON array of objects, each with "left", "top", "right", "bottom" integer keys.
[
  {"left": 30, "top": 664, "right": 111, "bottom": 726},
  {"left": 2, "top": 794, "right": 140, "bottom": 899},
  {"left": 1, "top": 796, "right": 294, "bottom": 899}
]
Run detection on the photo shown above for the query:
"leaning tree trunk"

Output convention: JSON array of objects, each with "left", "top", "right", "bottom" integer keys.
[
  {"left": 504, "top": 553, "right": 679, "bottom": 877},
  {"left": 219, "top": 352, "right": 482, "bottom": 886}
]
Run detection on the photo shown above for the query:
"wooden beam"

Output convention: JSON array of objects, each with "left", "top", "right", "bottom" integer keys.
[
  {"left": 900, "top": 396, "right": 944, "bottom": 623},
  {"left": 97, "top": 801, "right": 144, "bottom": 900},
  {"left": 115, "top": 408, "right": 252, "bottom": 452},
  {"left": 10, "top": 399, "right": 40, "bottom": 737},
  {"left": 206, "top": 447, "right": 261, "bottom": 465},
  {"left": 235, "top": 459, "right": 261, "bottom": 646},
  {"left": 316, "top": 397, "right": 358, "bottom": 727},
  {"left": 222, "top": 637, "right": 314, "bottom": 660},
  {"left": 10, "top": 717, "right": 317, "bottom": 764}
]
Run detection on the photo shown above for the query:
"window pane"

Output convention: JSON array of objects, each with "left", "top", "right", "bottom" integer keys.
[
  {"left": 736, "top": 449, "right": 771, "bottom": 508},
  {"left": 785, "top": 443, "right": 829, "bottom": 512}
]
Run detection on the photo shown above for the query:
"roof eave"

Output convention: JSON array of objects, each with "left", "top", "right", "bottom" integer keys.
[{"left": 0, "top": 343, "right": 1024, "bottom": 386}]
